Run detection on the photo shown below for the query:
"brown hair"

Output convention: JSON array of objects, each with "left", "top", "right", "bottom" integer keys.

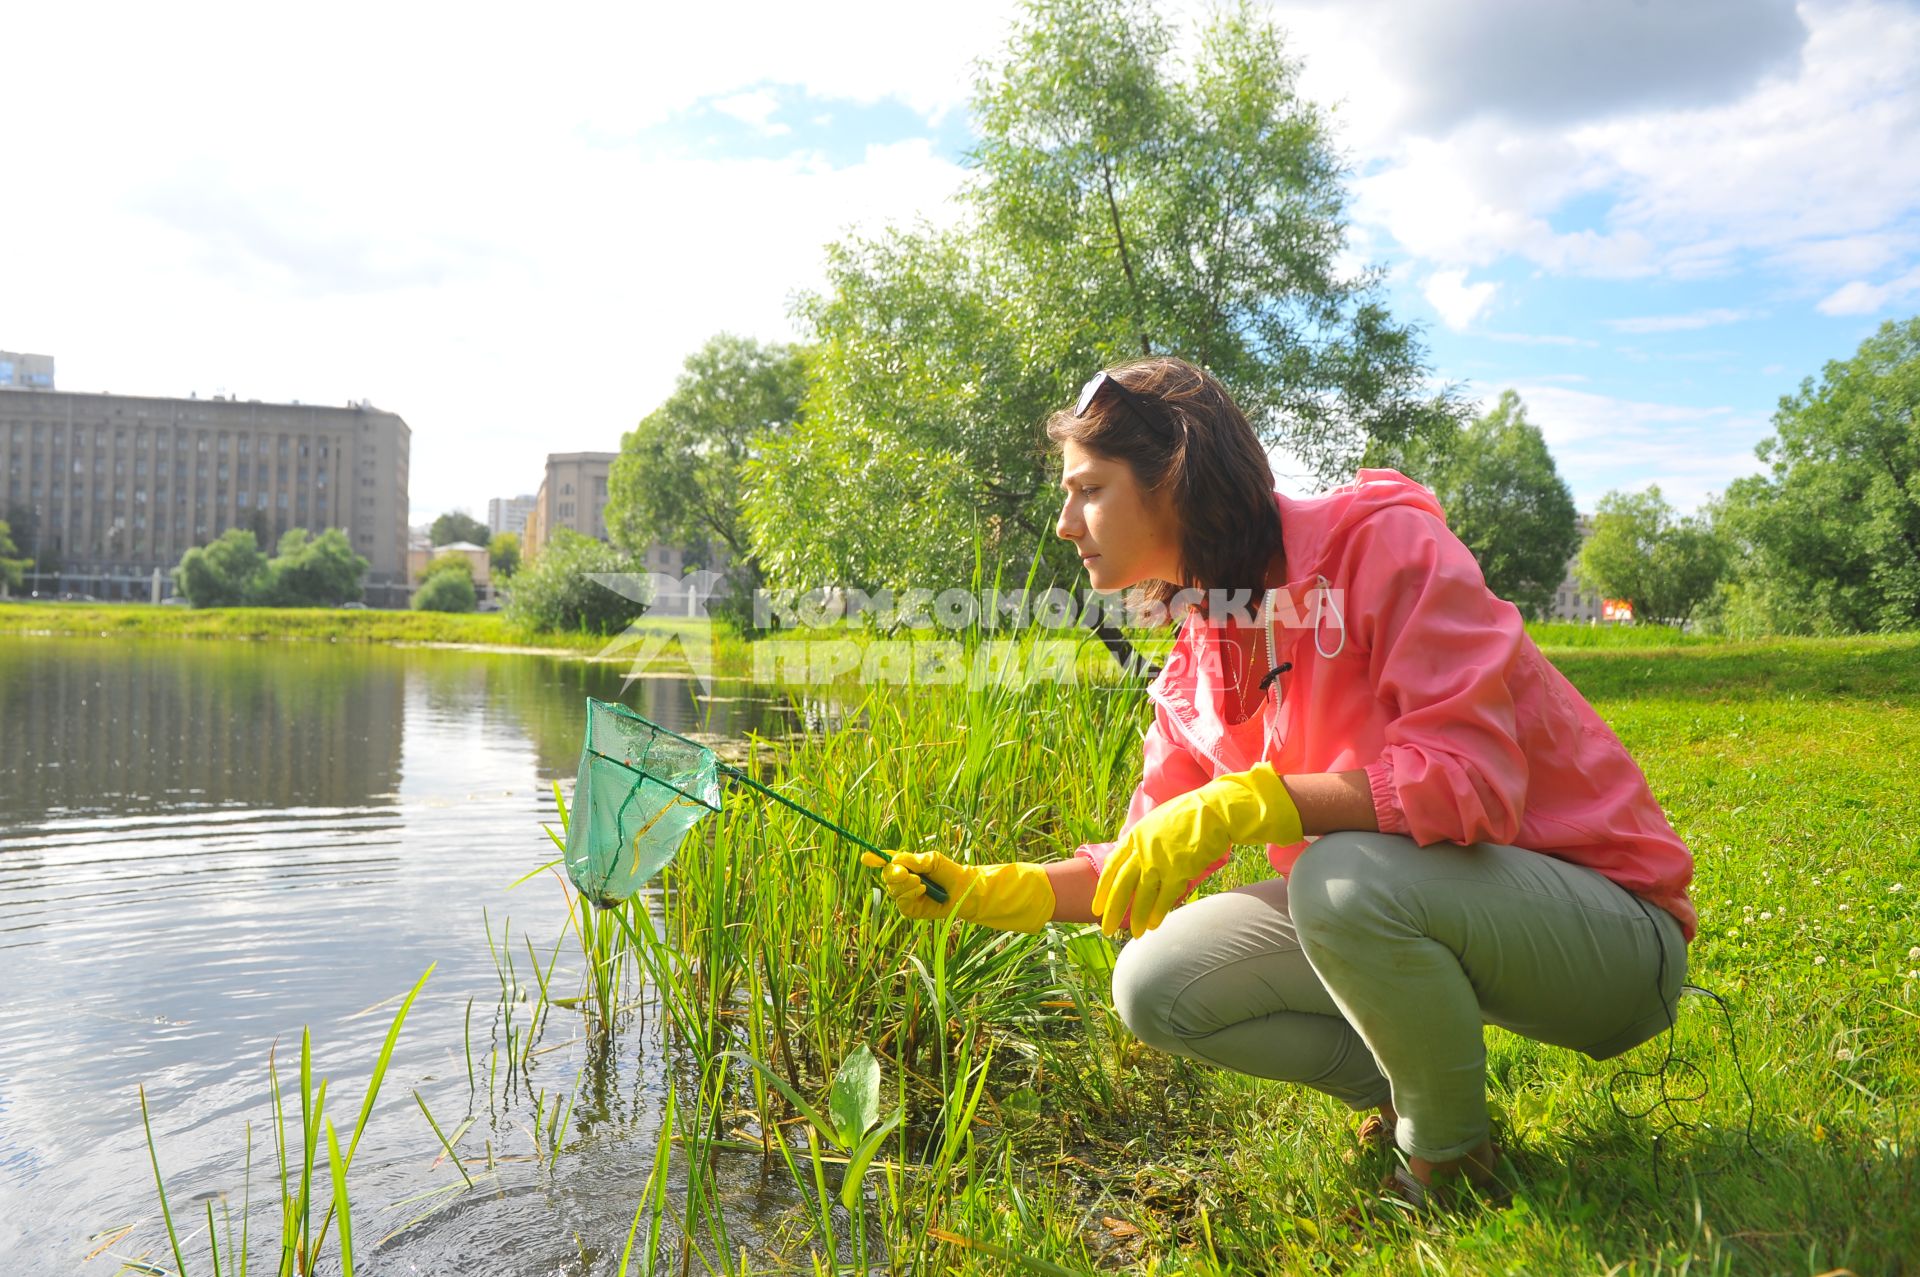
[{"left": 1045, "top": 356, "right": 1283, "bottom": 620}]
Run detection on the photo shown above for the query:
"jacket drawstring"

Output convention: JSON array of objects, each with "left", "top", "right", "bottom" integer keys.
[{"left": 1314, "top": 574, "right": 1346, "bottom": 660}]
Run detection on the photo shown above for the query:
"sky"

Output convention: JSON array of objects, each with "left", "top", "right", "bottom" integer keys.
[{"left": 4, "top": 0, "right": 1917, "bottom": 522}]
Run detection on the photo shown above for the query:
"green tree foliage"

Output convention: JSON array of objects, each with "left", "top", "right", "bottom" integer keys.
[
  {"left": 412, "top": 554, "right": 477, "bottom": 612},
  {"left": 488, "top": 532, "right": 521, "bottom": 579},
  {"left": 254, "top": 528, "right": 369, "bottom": 606},
  {"left": 1368, "top": 390, "right": 1579, "bottom": 620},
  {"left": 747, "top": 0, "right": 1452, "bottom": 595},
  {"left": 1713, "top": 317, "right": 1920, "bottom": 635},
  {"left": 420, "top": 552, "right": 475, "bottom": 582},
  {"left": 506, "top": 529, "right": 651, "bottom": 634},
  {"left": 430, "top": 510, "right": 489, "bottom": 547},
  {"left": 1577, "top": 487, "right": 1729, "bottom": 629},
  {"left": 608, "top": 334, "right": 804, "bottom": 617},
  {"left": 3, "top": 505, "right": 56, "bottom": 576},
  {"left": 0, "top": 520, "right": 29, "bottom": 592},
  {"left": 173, "top": 529, "right": 270, "bottom": 607},
  {"left": 172, "top": 527, "right": 368, "bottom": 607},
  {"left": 747, "top": 422, "right": 985, "bottom": 594}
]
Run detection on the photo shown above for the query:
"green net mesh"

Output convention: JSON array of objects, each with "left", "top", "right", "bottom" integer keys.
[{"left": 564, "top": 698, "right": 724, "bottom": 908}]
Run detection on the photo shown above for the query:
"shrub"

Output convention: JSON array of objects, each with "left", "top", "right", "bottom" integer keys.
[
  {"left": 505, "top": 530, "right": 650, "bottom": 633},
  {"left": 412, "top": 568, "right": 477, "bottom": 613},
  {"left": 254, "top": 528, "right": 368, "bottom": 606},
  {"left": 173, "top": 530, "right": 269, "bottom": 607}
]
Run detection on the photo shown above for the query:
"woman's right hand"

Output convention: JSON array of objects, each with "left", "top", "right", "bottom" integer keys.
[
  {"left": 861, "top": 850, "right": 1057, "bottom": 934},
  {"left": 862, "top": 850, "right": 968, "bottom": 922}
]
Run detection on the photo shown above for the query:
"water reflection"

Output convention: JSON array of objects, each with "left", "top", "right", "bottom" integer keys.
[
  {"left": 0, "top": 636, "right": 803, "bottom": 1267},
  {"left": 0, "top": 638, "right": 405, "bottom": 816}
]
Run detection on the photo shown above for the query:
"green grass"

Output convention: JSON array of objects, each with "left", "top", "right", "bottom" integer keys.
[
  {"left": 0, "top": 602, "right": 769, "bottom": 679},
  {"left": 1526, "top": 620, "right": 1708, "bottom": 649},
  {"left": 0, "top": 601, "right": 609, "bottom": 650}
]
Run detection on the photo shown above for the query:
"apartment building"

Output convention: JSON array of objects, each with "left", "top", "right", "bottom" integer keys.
[
  {"left": 518, "top": 450, "right": 730, "bottom": 622},
  {"left": 0, "top": 389, "right": 409, "bottom": 603},
  {"left": 0, "top": 351, "right": 55, "bottom": 390},
  {"left": 522, "top": 452, "right": 615, "bottom": 556},
  {"left": 488, "top": 493, "right": 536, "bottom": 538}
]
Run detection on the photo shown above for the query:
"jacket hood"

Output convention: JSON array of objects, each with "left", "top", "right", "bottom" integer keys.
[{"left": 1274, "top": 469, "right": 1446, "bottom": 586}]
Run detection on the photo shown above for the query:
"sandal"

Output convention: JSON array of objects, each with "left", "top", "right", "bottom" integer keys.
[
  {"left": 1355, "top": 1114, "right": 1393, "bottom": 1151},
  {"left": 1380, "top": 1158, "right": 1511, "bottom": 1214}
]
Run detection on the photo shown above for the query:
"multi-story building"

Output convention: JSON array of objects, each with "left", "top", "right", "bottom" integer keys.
[
  {"left": 0, "top": 351, "right": 55, "bottom": 390},
  {"left": 0, "top": 389, "right": 410, "bottom": 604},
  {"left": 1549, "top": 514, "right": 1605, "bottom": 623},
  {"left": 523, "top": 452, "right": 615, "bottom": 557},
  {"left": 487, "top": 493, "right": 536, "bottom": 538},
  {"left": 518, "top": 450, "right": 730, "bottom": 621}
]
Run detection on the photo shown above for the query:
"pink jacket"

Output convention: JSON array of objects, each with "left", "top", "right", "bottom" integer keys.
[{"left": 1076, "top": 469, "right": 1697, "bottom": 941}]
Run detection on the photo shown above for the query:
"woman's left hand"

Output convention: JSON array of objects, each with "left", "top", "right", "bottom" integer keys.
[{"left": 1093, "top": 763, "right": 1303, "bottom": 936}]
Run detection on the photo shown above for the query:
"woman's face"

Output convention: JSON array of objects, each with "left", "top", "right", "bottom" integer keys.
[{"left": 1055, "top": 440, "right": 1181, "bottom": 592}]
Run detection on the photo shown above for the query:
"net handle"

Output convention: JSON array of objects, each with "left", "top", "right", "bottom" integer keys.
[{"left": 716, "top": 763, "right": 948, "bottom": 905}]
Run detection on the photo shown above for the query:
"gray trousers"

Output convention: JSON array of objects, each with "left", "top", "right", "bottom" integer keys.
[{"left": 1109, "top": 830, "right": 1687, "bottom": 1162}]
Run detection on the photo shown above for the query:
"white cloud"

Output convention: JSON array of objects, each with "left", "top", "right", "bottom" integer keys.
[
  {"left": 1422, "top": 269, "right": 1499, "bottom": 330},
  {"left": 711, "top": 89, "right": 791, "bottom": 136},
  {"left": 1349, "top": 124, "right": 1654, "bottom": 273},
  {"left": 1352, "top": 0, "right": 1806, "bottom": 131},
  {"left": 1293, "top": 0, "right": 1920, "bottom": 289},
  {"left": 1816, "top": 263, "right": 1920, "bottom": 314},
  {"left": 1483, "top": 331, "right": 1597, "bottom": 348},
  {"left": 1770, "top": 230, "right": 1920, "bottom": 279},
  {"left": 1504, "top": 383, "right": 1771, "bottom": 510},
  {"left": 1606, "top": 308, "right": 1760, "bottom": 334}
]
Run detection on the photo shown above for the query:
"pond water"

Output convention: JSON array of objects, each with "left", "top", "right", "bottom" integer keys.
[{"left": 0, "top": 635, "right": 809, "bottom": 1272}]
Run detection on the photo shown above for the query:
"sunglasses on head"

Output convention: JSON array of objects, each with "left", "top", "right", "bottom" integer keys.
[
  {"left": 1074, "top": 369, "right": 1152, "bottom": 419},
  {"left": 1074, "top": 369, "right": 1184, "bottom": 444}
]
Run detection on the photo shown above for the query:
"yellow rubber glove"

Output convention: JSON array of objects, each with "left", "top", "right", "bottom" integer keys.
[
  {"left": 859, "top": 850, "right": 1056, "bottom": 934},
  {"left": 1093, "top": 762, "right": 1303, "bottom": 936}
]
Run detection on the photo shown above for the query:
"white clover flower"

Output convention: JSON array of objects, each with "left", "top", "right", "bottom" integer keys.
[
  {"left": 1838, "top": 903, "right": 1850, "bottom": 911},
  {"left": 1759, "top": 911, "right": 1773, "bottom": 921},
  {"left": 1811, "top": 876, "right": 1822, "bottom": 886},
  {"left": 1889, "top": 883, "right": 1905, "bottom": 894},
  {"left": 1908, "top": 945, "right": 1920, "bottom": 961},
  {"left": 1814, "top": 955, "right": 1827, "bottom": 965},
  {"left": 1908, "top": 969, "right": 1919, "bottom": 980},
  {"left": 1835, "top": 1047, "right": 1854, "bottom": 1062}
]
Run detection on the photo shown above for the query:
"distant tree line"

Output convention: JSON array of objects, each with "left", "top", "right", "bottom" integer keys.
[{"left": 172, "top": 528, "right": 368, "bottom": 608}]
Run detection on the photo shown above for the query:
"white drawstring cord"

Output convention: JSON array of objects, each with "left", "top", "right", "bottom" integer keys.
[{"left": 1314, "top": 573, "right": 1346, "bottom": 660}]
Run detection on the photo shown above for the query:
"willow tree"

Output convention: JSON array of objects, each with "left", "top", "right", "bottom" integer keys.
[{"left": 747, "top": 0, "right": 1453, "bottom": 597}]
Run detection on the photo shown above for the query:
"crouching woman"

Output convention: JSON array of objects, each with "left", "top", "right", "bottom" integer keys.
[{"left": 864, "top": 357, "right": 1694, "bottom": 1204}]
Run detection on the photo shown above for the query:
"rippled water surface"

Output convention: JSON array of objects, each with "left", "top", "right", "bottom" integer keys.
[{"left": 0, "top": 636, "right": 800, "bottom": 1273}]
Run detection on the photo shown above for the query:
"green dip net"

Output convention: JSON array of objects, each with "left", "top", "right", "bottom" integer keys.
[{"left": 563, "top": 697, "right": 944, "bottom": 909}]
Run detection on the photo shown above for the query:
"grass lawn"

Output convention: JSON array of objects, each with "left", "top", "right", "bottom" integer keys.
[{"left": 0, "top": 600, "right": 633, "bottom": 651}]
